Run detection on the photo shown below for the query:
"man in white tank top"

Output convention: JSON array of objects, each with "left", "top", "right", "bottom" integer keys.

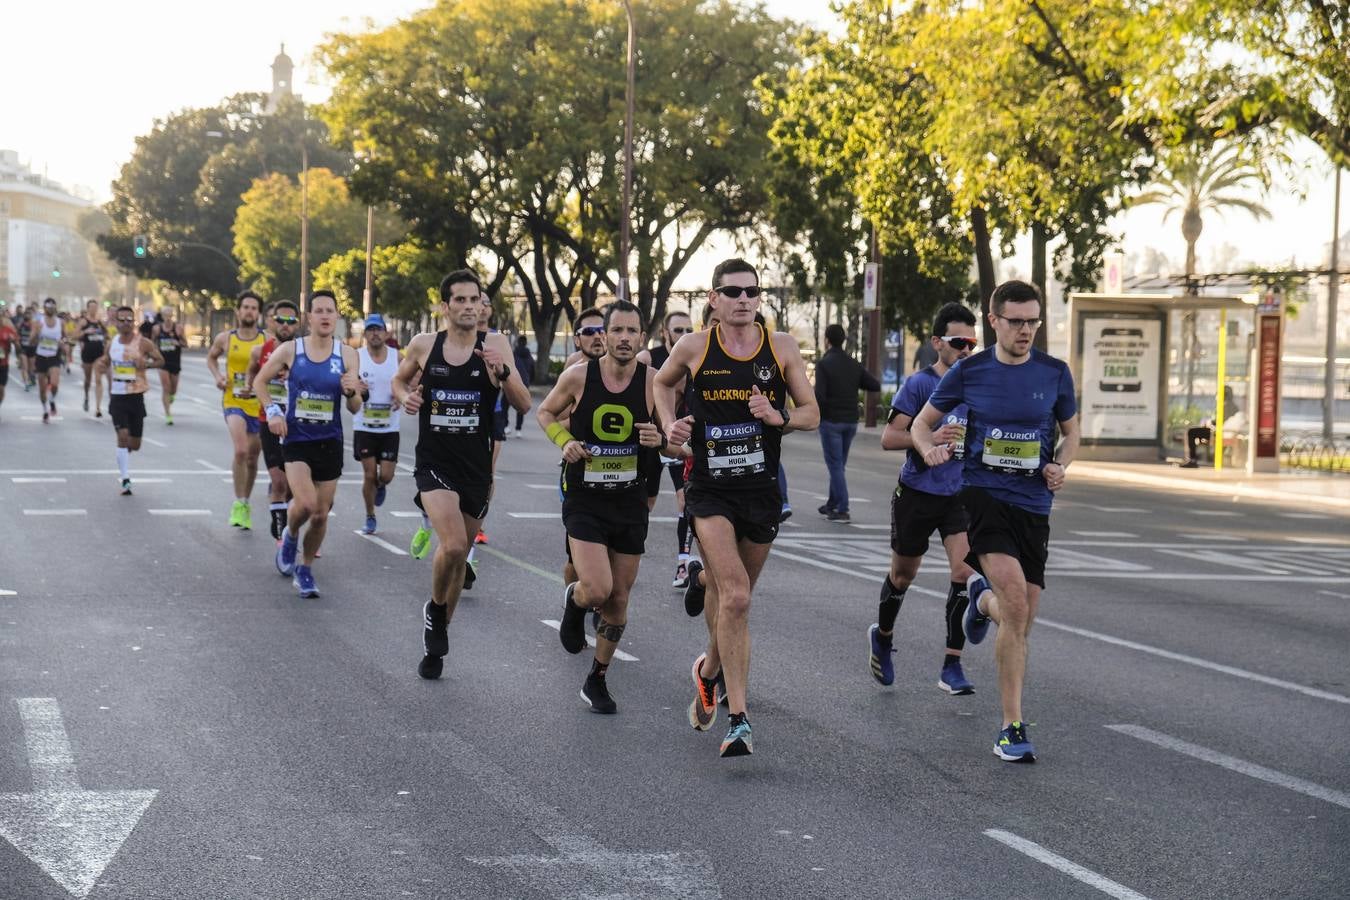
[
  {"left": 353, "top": 314, "right": 403, "bottom": 535},
  {"left": 33, "top": 298, "right": 67, "bottom": 423},
  {"left": 97, "top": 305, "right": 165, "bottom": 494}
]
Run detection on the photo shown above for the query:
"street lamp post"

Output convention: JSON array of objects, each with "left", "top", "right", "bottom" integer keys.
[
  {"left": 619, "top": 0, "right": 636, "bottom": 302},
  {"left": 1325, "top": 165, "right": 1341, "bottom": 441},
  {"left": 299, "top": 143, "right": 310, "bottom": 302}
]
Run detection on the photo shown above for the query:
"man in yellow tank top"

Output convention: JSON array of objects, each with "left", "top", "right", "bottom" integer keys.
[{"left": 206, "top": 290, "right": 266, "bottom": 528}]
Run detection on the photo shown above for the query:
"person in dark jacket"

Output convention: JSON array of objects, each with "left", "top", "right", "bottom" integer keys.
[
  {"left": 814, "top": 323, "right": 881, "bottom": 522},
  {"left": 512, "top": 334, "right": 535, "bottom": 434}
]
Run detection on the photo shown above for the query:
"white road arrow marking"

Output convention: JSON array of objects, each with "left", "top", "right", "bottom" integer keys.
[{"left": 0, "top": 699, "right": 158, "bottom": 898}]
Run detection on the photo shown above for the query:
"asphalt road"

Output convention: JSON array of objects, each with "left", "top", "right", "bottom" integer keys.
[{"left": 1, "top": 358, "right": 1347, "bottom": 900}]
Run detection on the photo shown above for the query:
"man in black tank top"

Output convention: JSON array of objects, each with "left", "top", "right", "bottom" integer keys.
[
  {"left": 638, "top": 310, "right": 697, "bottom": 588},
  {"left": 655, "top": 258, "right": 820, "bottom": 758},
  {"left": 536, "top": 301, "right": 666, "bottom": 714},
  {"left": 78, "top": 300, "right": 107, "bottom": 417},
  {"left": 392, "top": 269, "right": 531, "bottom": 681}
]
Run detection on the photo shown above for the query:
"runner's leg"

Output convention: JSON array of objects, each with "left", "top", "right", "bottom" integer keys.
[
  {"left": 694, "top": 516, "right": 771, "bottom": 715},
  {"left": 300, "top": 478, "right": 338, "bottom": 565},
  {"left": 975, "top": 552, "right": 1040, "bottom": 726}
]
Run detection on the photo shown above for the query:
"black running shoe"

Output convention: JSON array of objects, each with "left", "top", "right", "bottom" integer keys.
[
  {"left": 418, "top": 655, "right": 444, "bottom": 680},
  {"left": 120, "top": 478, "right": 132, "bottom": 496},
  {"left": 559, "top": 583, "right": 587, "bottom": 654},
  {"left": 683, "top": 559, "right": 706, "bottom": 617},
  {"left": 580, "top": 671, "right": 617, "bottom": 714},
  {"left": 463, "top": 559, "right": 477, "bottom": 591},
  {"left": 421, "top": 599, "right": 448, "bottom": 678}
]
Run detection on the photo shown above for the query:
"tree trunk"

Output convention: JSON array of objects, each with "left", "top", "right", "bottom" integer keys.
[
  {"left": 972, "top": 206, "right": 997, "bottom": 347},
  {"left": 1031, "top": 221, "right": 1049, "bottom": 353}
]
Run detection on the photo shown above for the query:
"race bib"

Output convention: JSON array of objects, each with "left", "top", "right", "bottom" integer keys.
[
  {"left": 231, "top": 372, "right": 253, "bottom": 399},
  {"left": 38, "top": 337, "right": 60, "bottom": 355},
  {"left": 159, "top": 337, "right": 177, "bottom": 353},
  {"left": 363, "top": 402, "right": 392, "bottom": 428},
  {"left": 86, "top": 332, "right": 104, "bottom": 344},
  {"left": 428, "top": 388, "right": 481, "bottom": 433},
  {"left": 583, "top": 444, "right": 639, "bottom": 486},
  {"left": 294, "top": 392, "right": 336, "bottom": 423},
  {"left": 112, "top": 361, "right": 137, "bottom": 382},
  {"left": 704, "top": 421, "right": 766, "bottom": 478},
  {"left": 944, "top": 413, "right": 968, "bottom": 461},
  {"left": 981, "top": 426, "right": 1041, "bottom": 475}
]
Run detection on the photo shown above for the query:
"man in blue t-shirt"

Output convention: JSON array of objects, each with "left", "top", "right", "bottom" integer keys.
[
  {"left": 868, "top": 302, "right": 981, "bottom": 697},
  {"left": 912, "top": 280, "right": 1080, "bottom": 764}
]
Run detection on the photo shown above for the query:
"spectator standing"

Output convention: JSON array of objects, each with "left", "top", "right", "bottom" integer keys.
[
  {"left": 512, "top": 334, "right": 534, "bottom": 435},
  {"left": 814, "top": 323, "right": 882, "bottom": 523}
]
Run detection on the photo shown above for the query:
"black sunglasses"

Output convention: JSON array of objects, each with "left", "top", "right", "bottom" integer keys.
[
  {"left": 713, "top": 285, "right": 761, "bottom": 299},
  {"left": 669, "top": 326, "right": 691, "bottom": 335},
  {"left": 938, "top": 336, "right": 978, "bottom": 350},
  {"left": 577, "top": 325, "right": 606, "bottom": 336},
  {"left": 115, "top": 316, "right": 134, "bottom": 323}
]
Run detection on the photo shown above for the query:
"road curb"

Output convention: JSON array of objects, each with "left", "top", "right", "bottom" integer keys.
[{"left": 1070, "top": 463, "right": 1350, "bottom": 511}]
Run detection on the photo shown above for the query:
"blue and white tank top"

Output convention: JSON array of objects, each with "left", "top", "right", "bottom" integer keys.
[{"left": 285, "top": 337, "right": 345, "bottom": 444}]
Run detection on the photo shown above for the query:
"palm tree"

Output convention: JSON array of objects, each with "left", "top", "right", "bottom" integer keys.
[{"left": 1133, "top": 143, "right": 1271, "bottom": 410}]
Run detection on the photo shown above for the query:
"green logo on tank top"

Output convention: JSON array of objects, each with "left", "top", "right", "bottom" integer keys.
[{"left": 592, "top": 403, "right": 633, "bottom": 441}]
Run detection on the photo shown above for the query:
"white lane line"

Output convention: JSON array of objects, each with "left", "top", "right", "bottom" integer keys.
[
  {"left": 396, "top": 461, "right": 415, "bottom": 474},
  {"left": 195, "top": 458, "right": 226, "bottom": 472},
  {"left": 11, "top": 477, "right": 67, "bottom": 483},
  {"left": 141, "top": 437, "right": 168, "bottom": 448},
  {"left": 1155, "top": 548, "right": 1289, "bottom": 575},
  {"left": 1177, "top": 533, "right": 1245, "bottom": 541},
  {"left": 526, "top": 484, "right": 558, "bottom": 489},
  {"left": 1090, "top": 506, "right": 1148, "bottom": 514},
  {"left": 389, "top": 511, "right": 423, "bottom": 518},
  {"left": 148, "top": 509, "right": 211, "bottom": 516},
  {"left": 1071, "top": 530, "right": 1137, "bottom": 538},
  {"left": 1, "top": 469, "right": 226, "bottom": 476},
  {"left": 812, "top": 494, "right": 871, "bottom": 503},
  {"left": 540, "top": 619, "right": 638, "bottom": 662},
  {"left": 847, "top": 524, "right": 890, "bottom": 530},
  {"left": 1189, "top": 510, "right": 1239, "bottom": 517},
  {"left": 0, "top": 589, "right": 16, "bottom": 596},
  {"left": 129, "top": 477, "right": 173, "bottom": 483},
  {"left": 354, "top": 530, "right": 409, "bottom": 556},
  {"left": 1319, "top": 590, "right": 1350, "bottom": 600},
  {"left": 22, "top": 509, "right": 87, "bottom": 516},
  {"left": 1280, "top": 512, "right": 1331, "bottom": 520},
  {"left": 1106, "top": 725, "right": 1350, "bottom": 810},
  {"left": 983, "top": 829, "right": 1151, "bottom": 900},
  {"left": 17, "top": 698, "right": 80, "bottom": 791},
  {"left": 1038, "top": 619, "right": 1350, "bottom": 705}
]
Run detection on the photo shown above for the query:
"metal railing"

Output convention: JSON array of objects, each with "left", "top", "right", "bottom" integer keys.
[{"left": 1280, "top": 435, "right": 1350, "bottom": 474}]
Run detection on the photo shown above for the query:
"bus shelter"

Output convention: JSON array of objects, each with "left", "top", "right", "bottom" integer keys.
[{"left": 1065, "top": 292, "right": 1283, "bottom": 473}]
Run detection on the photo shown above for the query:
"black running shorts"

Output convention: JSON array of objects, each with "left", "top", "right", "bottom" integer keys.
[
  {"left": 890, "top": 482, "right": 970, "bottom": 558},
  {"left": 80, "top": 345, "right": 103, "bottom": 365},
  {"left": 414, "top": 467, "right": 490, "bottom": 521},
  {"left": 960, "top": 486, "right": 1050, "bottom": 589},
  {"left": 283, "top": 437, "right": 344, "bottom": 483},
  {"left": 685, "top": 481, "right": 780, "bottom": 545},
  {"left": 35, "top": 355, "right": 61, "bottom": 374},
  {"left": 108, "top": 394, "right": 147, "bottom": 438},
  {"left": 160, "top": 351, "right": 182, "bottom": 375},
  {"left": 562, "top": 491, "right": 648, "bottom": 556},
  {"left": 260, "top": 425, "right": 285, "bottom": 471},
  {"left": 353, "top": 430, "right": 400, "bottom": 462}
]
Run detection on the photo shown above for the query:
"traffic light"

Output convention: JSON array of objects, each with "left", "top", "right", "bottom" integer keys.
[
  {"left": 51, "top": 267, "right": 61, "bottom": 278},
  {"left": 133, "top": 235, "right": 148, "bottom": 259}
]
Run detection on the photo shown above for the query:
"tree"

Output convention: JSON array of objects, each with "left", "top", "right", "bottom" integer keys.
[{"left": 312, "top": 239, "right": 440, "bottom": 323}]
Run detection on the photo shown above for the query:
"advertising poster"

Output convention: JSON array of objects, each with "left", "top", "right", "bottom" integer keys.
[{"left": 1080, "top": 317, "right": 1162, "bottom": 440}]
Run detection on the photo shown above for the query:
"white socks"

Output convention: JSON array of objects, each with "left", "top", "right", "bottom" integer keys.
[{"left": 116, "top": 447, "right": 130, "bottom": 479}]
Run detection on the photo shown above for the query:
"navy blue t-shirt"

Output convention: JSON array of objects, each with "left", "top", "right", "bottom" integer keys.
[
  {"left": 892, "top": 366, "right": 966, "bottom": 497},
  {"left": 927, "top": 348, "right": 1076, "bottom": 515}
]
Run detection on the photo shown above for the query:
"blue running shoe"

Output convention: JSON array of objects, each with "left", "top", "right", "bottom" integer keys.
[
  {"left": 374, "top": 483, "right": 387, "bottom": 507},
  {"left": 867, "top": 624, "right": 894, "bottom": 686},
  {"left": 362, "top": 515, "right": 377, "bottom": 535},
  {"left": 293, "top": 565, "right": 319, "bottom": 599},
  {"left": 276, "top": 530, "right": 298, "bottom": 576},
  {"left": 938, "top": 659, "right": 975, "bottom": 695},
  {"left": 720, "top": 712, "right": 753, "bottom": 757},
  {"left": 994, "top": 721, "right": 1036, "bottom": 762},
  {"left": 964, "top": 573, "right": 993, "bottom": 645}
]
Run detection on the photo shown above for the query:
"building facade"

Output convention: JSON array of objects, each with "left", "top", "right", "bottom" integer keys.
[{"left": 0, "top": 150, "right": 96, "bottom": 310}]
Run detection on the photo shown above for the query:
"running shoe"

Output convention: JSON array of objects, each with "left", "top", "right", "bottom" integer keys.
[
  {"left": 293, "top": 565, "right": 319, "bottom": 599},
  {"left": 463, "top": 558, "right": 477, "bottom": 591},
  {"left": 938, "top": 659, "right": 975, "bottom": 695},
  {"left": 993, "top": 721, "right": 1036, "bottom": 762},
  {"left": 474, "top": 530, "right": 488, "bottom": 545},
  {"left": 374, "top": 483, "right": 386, "bottom": 507},
  {"left": 229, "top": 500, "right": 244, "bottom": 528},
  {"left": 42, "top": 412, "right": 48, "bottom": 424},
  {"left": 779, "top": 504, "right": 792, "bottom": 523},
  {"left": 672, "top": 560, "right": 689, "bottom": 589},
  {"left": 816, "top": 503, "right": 833, "bottom": 517},
  {"left": 715, "top": 669, "right": 728, "bottom": 707},
  {"left": 165, "top": 415, "right": 173, "bottom": 426},
  {"left": 362, "top": 515, "right": 377, "bottom": 535},
  {"left": 269, "top": 510, "right": 285, "bottom": 541},
  {"left": 422, "top": 599, "right": 448, "bottom": 659},
  {"left": 964, "top": 573, "right": 993, "bottom": 644},
  {"left": 581, "top": 671, "right": 617, "bottom": 714},
  {"left": 409, "top": 526, "right": 432, "bottom": 560},
  {"left": 867, "top": 624, "right": 895, "bottom": 686},
  {"left": 238, "top": 502, "right": 253, "bottom": 531},
  {"left": 720, "top": 712, "right": 753, "bottom": 757},
  {"left": 559, "top": 583, "right": 587, "bottom": 654},
  {"left": 95, "top": 408, "right": 102, "bottom": 418},
  {"left": 276, "top": 530, "right": 298, "bottom": 576},
  {"left": 683, "top": 559, "right": 706, "bottom": 617},
  {"left": 120, "top": 478, "right": 133, "bottom": 496},
  {"left": 828, "top": 510, "right": 851, "bottom": 524},
  {"left": 83, "top": 397, "right": 89, "bottom": 412},
  {"left": 49, "top": 400, "right": 56, "bottom": 415},
  {"left": 687, "top": 653, "right": 718, "bottom": 731}
]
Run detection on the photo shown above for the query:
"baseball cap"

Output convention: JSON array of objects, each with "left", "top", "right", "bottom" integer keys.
[{"left": 363, "top": 313, "right": 387, "bottom": 331}]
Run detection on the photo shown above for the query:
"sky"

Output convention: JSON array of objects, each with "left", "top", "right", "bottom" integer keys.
[{"left": 2, "top": 1, "right": 1341, "bottom": 287}]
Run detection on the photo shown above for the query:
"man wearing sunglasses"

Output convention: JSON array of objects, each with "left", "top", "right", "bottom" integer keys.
[
  {"left": 354, "top": 313, "right": 403, "bottom": 536},
  {"left": 247, "top": 301, "right": 302, "bottom": 540},
  {"left": 207, "top": 290, "right": 267, "bottom": 529},
  {"left": 911, "top": 280, "right": 1080, "bottom": 764},
  {"left": 873, "top": 302, "right": 980, "bottom": 697},
  {"left": 96, "top": 305, "right": 165, "bottom": 494},
  {"left": 656, "top": 258, "right": 820, "bottom": 758},
  {"left": 564, "top": 308, "right": 608, "bottom": 369},
  {"left": 638, "top": 310, "right": 699, "bottom": 588}
]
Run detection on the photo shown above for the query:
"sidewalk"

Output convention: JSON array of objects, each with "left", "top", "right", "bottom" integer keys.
[{"left": 1068, "top": 460, "right": 1350, "bottom": 511}]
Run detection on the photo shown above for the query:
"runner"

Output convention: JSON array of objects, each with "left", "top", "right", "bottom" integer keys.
[
  {"left": 872, "top": 302, "right": 980, "bottom": 695},
  {"left": 60, "top": 312, "right": 76, "bottom": 373},
  {"left": 247, "top": 300, "right": 301, "bottom": 540},
  {"left": 77, "top": 300, "right": 108, "bottom": 418},
  {"left": 537, "top": 300, "right": 665, "bottom": 713},
  {"left": 17, "top": 307, "right": 37, "bottom": 390},
  {"left": 392, "top": 269, "right": 530, "bottom": 679},
  {"left": 655, "top": 258, "right": 819, "bottom": 757},
  {"left": 554, "top": 306, "right": 608, "bottom": 586},
  {"left": 638, "top": 310, "right": 697, "bottom": 587},
  {"left": 353, "top": 313, "right": 402, "bottom": 536},
  {"left": 97, "top": 306, "right": 165, "bottom": 495},
  {"left": 206, "top": 290, "right": 266, "bottom": 529},
  {"left": 254, "top": 290, "right": 363, "bottom": 598},
  {"left": 151, "top": 307, "right": 186, "bottom": 424},
  {"left": 0, "top": 312, "right": 17, "bottom": 420},
  {"left": 32, "top": 298, "right": 67, "bottom": 423},
  {"left": 910, "top": 280, "right": 1079, "bottom": 763}
]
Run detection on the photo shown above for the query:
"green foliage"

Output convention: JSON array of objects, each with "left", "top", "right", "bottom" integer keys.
[{"left": 313, "top": 240, "right": 441, "bottom": 322}]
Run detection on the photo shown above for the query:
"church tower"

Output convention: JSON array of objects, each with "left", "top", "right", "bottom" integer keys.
[{"left": 266, "top": 44, "right": 294, "bottom": 113}]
